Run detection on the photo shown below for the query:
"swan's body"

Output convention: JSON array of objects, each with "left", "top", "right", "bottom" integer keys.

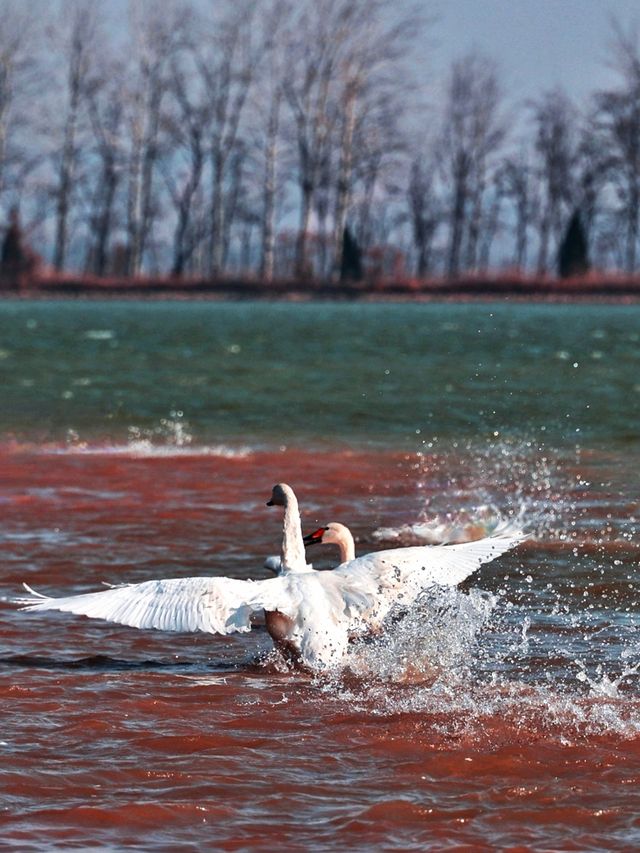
[{"left": 16, "top": 483, "right": 526, "bottom": 671}]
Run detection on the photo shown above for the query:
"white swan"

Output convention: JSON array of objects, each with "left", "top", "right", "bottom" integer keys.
[{"left": 16, "top": 483, "right": 527, "bottom": 671}]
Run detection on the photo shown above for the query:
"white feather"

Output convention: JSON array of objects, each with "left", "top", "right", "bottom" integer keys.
[
  {"left": 326, "top": 530, "right": 528, "bottom": 631},
  {"left": 17, "top": 576, "right": 291, "bottom": 636}
]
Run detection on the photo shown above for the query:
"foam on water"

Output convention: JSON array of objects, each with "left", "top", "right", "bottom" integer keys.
[
  {"left": 81, "top": 329, "right": 116, "bottom": 341},
  {"left": 339, "top": 677, "right": 640, "bottom": 745}
]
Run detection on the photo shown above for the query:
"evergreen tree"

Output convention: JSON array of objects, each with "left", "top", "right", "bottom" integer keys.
[
  {"left": 558, "top": 210, "right": 589, "bottom": 277},
  {"left": 340, "top": 226, "right": 363, "bottom": 281}
]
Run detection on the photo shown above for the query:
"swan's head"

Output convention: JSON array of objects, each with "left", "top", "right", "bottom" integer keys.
[
  {"left": 303, "top": 522, "right": 350, "bottom": 547},
  {"left": 266, "top": 483, "right": 294, "bottom": 507}
]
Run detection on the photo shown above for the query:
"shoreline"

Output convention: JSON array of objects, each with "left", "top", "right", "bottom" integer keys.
[{"left": 4, "top": 273, "right": 640, "bottom": 302}]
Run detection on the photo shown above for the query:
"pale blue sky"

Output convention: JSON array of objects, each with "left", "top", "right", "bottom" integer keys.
[
  {"left": 93, "top": 0, "right": 640, "bottom": 107},
  {"left": 431, "top": 0, "right": 640, "bottom": 104}
]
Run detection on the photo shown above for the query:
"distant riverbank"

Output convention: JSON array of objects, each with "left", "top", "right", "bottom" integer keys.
[{"left": 3, "top": 271, "right": 640, "bottom": 302}]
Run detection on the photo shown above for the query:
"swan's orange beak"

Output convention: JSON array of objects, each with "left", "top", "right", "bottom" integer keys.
[{"left": 303, "top": 527, "right": 326, "bottom": 546}]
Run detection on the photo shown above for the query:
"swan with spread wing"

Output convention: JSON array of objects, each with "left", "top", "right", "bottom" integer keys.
[{"left": 16, "top": 483, "right": 526, "bottom": 670}]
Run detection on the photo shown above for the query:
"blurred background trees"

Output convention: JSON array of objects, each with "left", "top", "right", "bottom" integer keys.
[{"left": 2, "top": 0, "right": 640, "bottom": 280}]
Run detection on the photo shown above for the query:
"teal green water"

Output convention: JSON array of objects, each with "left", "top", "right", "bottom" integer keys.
[{"left": 0, "top": 300, "right": 638, "bottom": 449}]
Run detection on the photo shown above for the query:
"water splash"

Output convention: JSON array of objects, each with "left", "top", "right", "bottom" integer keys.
[
  {"left": 310, "top": 575, "right": 640, "bottom": 744},
  {"left": 343, "top": 586, "right": 499, "bottom": 684},
  {"left": 575, "top": 658, "right": 640, "bottom": 699},
  {"left": 373, "top": 508, "right": 525, "bottom": 546},
  {"left": 127, "top": 410, "right": 193, "bottom": 450},
  {"left": 375, "top": 437, "right": 638, "bottom": 554}
]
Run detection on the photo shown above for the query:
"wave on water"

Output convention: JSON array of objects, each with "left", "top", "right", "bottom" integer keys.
[
  {"left": 55, "top": 441, "right": 254, "bottom": 460},
  {"left": 0, "top": 654, "right": 243, "bottom": 673},
  {"left": 12, "top": 412, "right": 255, "bottom": 459}
]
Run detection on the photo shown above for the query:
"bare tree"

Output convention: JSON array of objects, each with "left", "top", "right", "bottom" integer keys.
[
  {"left": 222, "top": 139, "right": 250, "bottom": 267},
  {"left": 51, "top": 2, "right": 97, "bottom": 271},
  {"left": 477, "top": 170, "right": 506, "bottom": 272},
  {"left": 329, "top": 4, "right": 369, "bottom": 279},
  {"left": 529, "top": 88, "right": 576, "bottom": 274},
  {"left": 593, "top": 20, "right": 640, "bottom": 272},
  {"left": 408, "top": 156, "right": 440, "bottom": 276},
  {"left": 256, "top": 4, "right": 288, "bottom": 281},
  {"left": 163, "top": 42, "right": 210, "bottom": 276},
  {"left": 439, "top": 52, "right": 506, "bottom": 278},
  {"left": 283, "top": 0, "right": 349, "bottom": 276},
  {"left": 194, "top": 1, "right": 262, "bottom": 276},
  {"left": 7, "top": 0, "right": 636, "bottom": 281},
  {"left": 501, "top": 151, "right": 533, "bottom": 269},
  {"left": 259, "top": 77, "right": 283, "bottom": 281},
  {"left": 124, "top": 0, "right": 185, "bottom": 275},
  {"left": 84, "top": 59, "right": 126, "bottom": 275},
  {"left": 351, "top": 122, "right": 385, "bottom": 255},
  {"left": 330, "top": 1, "right": 418, "bottom": 280},
  {"left": 235, "top": 0, "right": 293, "bottom": 282},
  {"left": 0, "top": 3, "right": 36, "bottom": 213}
]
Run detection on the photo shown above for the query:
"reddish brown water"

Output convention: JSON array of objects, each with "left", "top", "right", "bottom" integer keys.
[{"left": 2, "top": 443, "right": 639, "bottom": 850}]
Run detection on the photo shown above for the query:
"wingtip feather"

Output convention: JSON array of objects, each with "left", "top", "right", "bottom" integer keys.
[{"left": 13, "top": 582, "right": 51, "bottom": 607}]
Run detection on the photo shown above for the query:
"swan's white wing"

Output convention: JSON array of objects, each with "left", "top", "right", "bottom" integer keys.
[
  {"left": 17, "top": 573, "right": 349, "bottom": 670},
  {"left": 329, "top": 531, "right": 527, "bottom": 627},
  {"left": 16, "top": 576, "right": 294, "bottom": 635}
]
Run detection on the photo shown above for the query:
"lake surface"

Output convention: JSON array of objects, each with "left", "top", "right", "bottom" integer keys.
[{"left": 1, "top": 301, "right": 639, "bottom": 850}]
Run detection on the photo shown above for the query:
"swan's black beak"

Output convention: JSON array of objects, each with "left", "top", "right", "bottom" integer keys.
[
  {"left": 266, "top": 499, "right": 274, "bottom": 506},
  {"left": 303, "top": 527, "right": 326, "bottom": 547}
]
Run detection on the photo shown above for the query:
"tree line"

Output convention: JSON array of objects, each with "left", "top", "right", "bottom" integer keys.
[{"left": 1, "top": 0, "right": 640, "bottom": 281}]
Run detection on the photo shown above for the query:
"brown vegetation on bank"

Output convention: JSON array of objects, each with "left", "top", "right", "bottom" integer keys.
[{"left": 3, "top": 268, "right": 640, "bottom": 302}]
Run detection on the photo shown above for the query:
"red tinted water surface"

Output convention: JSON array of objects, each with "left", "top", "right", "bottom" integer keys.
[{"left": 1, "top": 444, "right": 639, "bottom": 851}]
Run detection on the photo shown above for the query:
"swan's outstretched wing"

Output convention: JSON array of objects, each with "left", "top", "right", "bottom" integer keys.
[
  {"left": 15, "top": 576, "right": 293, "bottom": 635},
  {"left": 328, "top": 531, "right": 527, "bottom": 627},
  {"left": 17, "top": 572, "right": 353, "bottom": 671}
]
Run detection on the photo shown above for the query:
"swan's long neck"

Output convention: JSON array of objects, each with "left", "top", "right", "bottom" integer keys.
[
  {"left": 280, "top": 490, "right": 308, "bottom": 573},
  {"left": 337, "top": 529, "right": 356, "bottom": 563}
]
